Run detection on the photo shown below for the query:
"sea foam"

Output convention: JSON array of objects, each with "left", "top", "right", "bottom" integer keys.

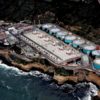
[
  {"left": 0, "top": 63, "right": 99, "bottom": 100},
  {"left": 0, "top": 63, "right": 52, "bottom": 81}
]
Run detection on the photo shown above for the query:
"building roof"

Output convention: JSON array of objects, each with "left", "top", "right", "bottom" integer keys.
[{"left": 20, "top": 28, "right": 82, "bottom": 66}]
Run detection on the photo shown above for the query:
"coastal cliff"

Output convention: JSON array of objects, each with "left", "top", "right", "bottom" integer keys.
[
  {"left": 0, "top": 0, "right": 100, "bottom": 99},
  {"left": 0, "top": 48, "right": 100, "bottom": 97}
]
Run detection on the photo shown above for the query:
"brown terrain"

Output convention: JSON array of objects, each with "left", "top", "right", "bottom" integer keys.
[
  {"left": 86, "top": 72, "right": 100, "bottom": 86},
  {"left": 53, "top": 74, "right": 78, "bottom": 84},
  {"left": 0, "top": 48, "right": 100, "bottom": 96},
  {"left": 11, "top": 62, "right": 49, "bottom": 72}
]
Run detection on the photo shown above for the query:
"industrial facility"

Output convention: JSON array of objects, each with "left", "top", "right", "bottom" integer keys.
[
  {"left": 0, "top": 22, "right": 100, "bottom": 71},
  {"left": 38, "top": 23, "right": 100, "bottom": 71}
]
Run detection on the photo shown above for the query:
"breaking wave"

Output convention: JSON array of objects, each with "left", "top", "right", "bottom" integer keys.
[
  {"left": 0, "top": 63, "right": 99, "bottom": 100},
  {"left": 0, "top": 63, "right": 52, "bottom": 81}
]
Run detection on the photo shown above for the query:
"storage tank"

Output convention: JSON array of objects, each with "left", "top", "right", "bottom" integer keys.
[
  {"left": 81, "top": 44, "right": 96, "bottom": 55},
  {"left": 72, "top": 39, "right": 85, "bottom": 48},
  {"left": 92, "top": 50, "right": 100, "bottom": 58},
  {"left": 64, "top": 35, "right": 76, "bottom": 44},
  {"left": 56, "top": 31, "right": 68, "bottom": 40},
  {"left": 81, "top": 55, "right": 90, "bottom": 66},
  {"left": 49, "top": 28, "right": 61, "bottom": 35},
  {"left": 42, "top": 24, "right": 53, "bottom": 31},
  {"left": 93, "top": 58, "right": 100, "bottom": 70}
]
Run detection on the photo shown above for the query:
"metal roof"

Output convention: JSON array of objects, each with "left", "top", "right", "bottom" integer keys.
[{"left": 20, "top": 28, "right": 82, "bottom": 66}]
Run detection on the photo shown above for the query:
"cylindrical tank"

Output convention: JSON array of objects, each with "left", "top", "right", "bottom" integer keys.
[
  {"left": 72, "top": 39, "right": 85, "bottom": 48},
  {"left": 49, "top": 28, "right": 61, "bottom": 35},
  {"left": 56, "top": 31, "right": 68, "bottom": 40},
  {"left": 82, "top": 44, "right": 96, "bottom": 55},
  {"left": 93, "top": 58, "right": 100, "bottom": 70},
  {"left": 42, "top": 24, "right": 53, "bottom": 31},
  {"left": 81, "top": 55, "right": 90, "bottom": 66},
  {"left": 92, "top": 50, "right": 100, "bottom": 58},
  {"left": 64, "top": 35, "right": 76, "bottom": 44}
]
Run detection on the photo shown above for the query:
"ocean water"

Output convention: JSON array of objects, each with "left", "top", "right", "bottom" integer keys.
[{"left": 0, "top": 64, "right": 98, "bottom": 100}]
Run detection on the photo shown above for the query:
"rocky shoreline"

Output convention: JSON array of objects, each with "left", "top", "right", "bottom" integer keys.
[
  {"left": 0, "top": 0, "right": 100, "bottom": 99},
  {"left": 0, "top": 47, "right": 100, "bottom": 97}
]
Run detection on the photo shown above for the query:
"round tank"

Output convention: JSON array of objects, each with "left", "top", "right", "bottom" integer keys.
[
  {"left": 64, "top": 35, "right": 76, "bottom": 44},
  {"left": 92, "top": 50, "right": 100, "bottom": 58},
  {"left": 82, "top": 44, "right": 96, "bottom": 55},
  {"left": 93, "top": 58, "right": 100, "bottom": 69},
  {"left": 72, "top": 39, "right": 85, "bottom": 48},
  {"left": 42, "top": 24, "right": 53, "bottom": 30},
  {"left": 41, "top": 24, "right": 53, "bottom": 32},
  {"left": 49, "top": 28, "right": 60, "bottom": 35},
  {"left": 56, "top": 31, "right": 68, "bottom": 40}
]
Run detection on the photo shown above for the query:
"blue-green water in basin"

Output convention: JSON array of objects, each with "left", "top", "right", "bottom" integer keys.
[{"left": 0, "top": 64, "right": 98, "bottom": 100}]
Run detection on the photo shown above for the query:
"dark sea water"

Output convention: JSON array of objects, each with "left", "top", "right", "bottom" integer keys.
[{"left": 0, "top": 64, "right": 98, "bottom": 100}]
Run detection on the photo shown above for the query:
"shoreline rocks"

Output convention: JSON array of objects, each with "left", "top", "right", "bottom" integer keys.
[{"left": 0, "top": 48, "right": 100, "bottom": 97}]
